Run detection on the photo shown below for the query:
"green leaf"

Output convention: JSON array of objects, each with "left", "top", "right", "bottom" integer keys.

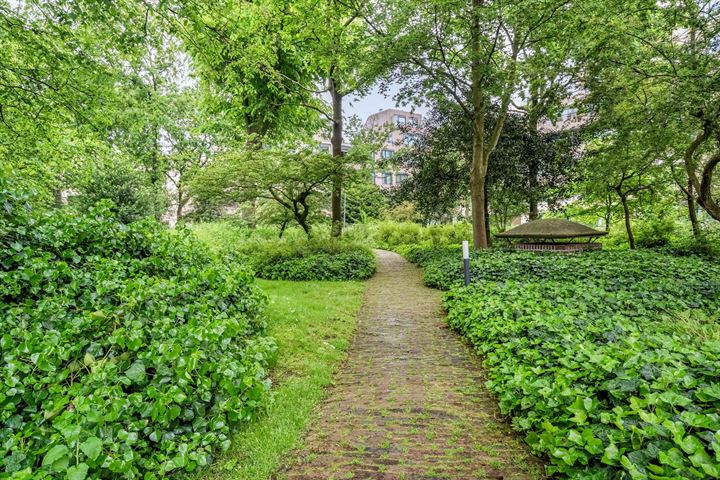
[
  {"left": 67, "top": 463, "right": 89, "bottom": 480},
  {"left": 568, "top": 397, "right": 588, "bottom": 425},
  {"left": 80, "top": 436, "right": 102, "bottom": 461},
  {"left": 658, "top": 391, "right": 692, "bottom": 407},
  {"left": 696, "top": 384, "right": 720, "bottom": 401},
  {"left": 42, "top": 444, "right": 70, "bottom": 472},
  {"left": 125, "top": 361, "right": 146, "bottom": 383},
  {"left": 602, "top": 443, "right": 620, "bottom": 465},
  {"left": 680, "top": 435, "right": 705, "bottom": 455}
]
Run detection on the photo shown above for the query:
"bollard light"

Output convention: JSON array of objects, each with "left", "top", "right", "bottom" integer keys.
[{"left": 462, "top": 240, "right": 471, "bottom": 286}]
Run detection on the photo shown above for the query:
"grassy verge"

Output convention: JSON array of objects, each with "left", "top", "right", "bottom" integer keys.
[{"left": 198, "top": 279, "right": 366, "bottom": 480}]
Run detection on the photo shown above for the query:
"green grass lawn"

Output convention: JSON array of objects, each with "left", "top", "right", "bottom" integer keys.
[{"left": 198, "top": 279, "right": 366, "bottom": 480}]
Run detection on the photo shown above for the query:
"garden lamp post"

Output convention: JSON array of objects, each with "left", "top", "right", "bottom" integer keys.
[{"left": 462, "top": 240, "right": 470, "bottom": 286}]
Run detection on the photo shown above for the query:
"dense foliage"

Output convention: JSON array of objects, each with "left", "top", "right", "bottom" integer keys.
[
  {"left": 390, "top": 106, "right": 579, "bottom": 226},
  {"left": 398, "top": 246, "right": 720, "bottom": 292},
  {"left": 191, "top": 223, "right": 376, "bottom": 281},
  {"left": 0, "top": 177, "right": 275, "bottom": 479},
  {"left": 399, "top": 243, "right": 720, "bottom": 478},
  {"left": 373, "top": 221, "right": 471, "bottom": 250},
  {"left": 249, "top": 241, "right": 376, "bottom": 281}
]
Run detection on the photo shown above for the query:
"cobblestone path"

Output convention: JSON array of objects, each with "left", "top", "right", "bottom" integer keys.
[{"left": 280, "top": 250, "right": 543, "bottom": 480}]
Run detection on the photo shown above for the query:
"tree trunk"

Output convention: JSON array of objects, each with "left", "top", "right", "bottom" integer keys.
[
  {"left": 527, "top": 119, "right": 540, "bottom": 220},
  {"left": 687, "top": 180, "right": 701, "bottom": 238},
  {"left": 470, "top": 147, "right": 489, "bottom": 249},
  {"left": 620, "top": 194, "right": 635, "bottom": 249},
  {"left": 484, "top": 181, "right": 491, "bottom": 247},
  {"left": 295, "top": 197, "right": 312, "bottom": 237},
  {"left": 469, "top": 0, "right": 488, "bottom": 249},
  {"left": 176, "top": 188, "right": 184, "bottom": 224},
  {"left": 53, "top": 188, "right": 64, "bottom": 208},
  {"left": 697, "top": 151, "right": 720, "bottom": 221},
  {"left": 329, "top": 77, "right": 343, "bottom": 237}
]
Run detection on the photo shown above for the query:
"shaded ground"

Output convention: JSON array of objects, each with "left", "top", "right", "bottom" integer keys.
[{"left": 279, "top": 250, "right": 543, "bottom": 480}]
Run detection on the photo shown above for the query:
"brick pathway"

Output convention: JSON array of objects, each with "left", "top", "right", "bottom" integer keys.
[{"left": 280, "top": 250, "right": 543, "bottom": 480}]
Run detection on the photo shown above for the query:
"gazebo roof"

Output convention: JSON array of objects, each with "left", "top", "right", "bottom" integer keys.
[{"left": 495, "top": 218, "right": 608, "bottom": 239}]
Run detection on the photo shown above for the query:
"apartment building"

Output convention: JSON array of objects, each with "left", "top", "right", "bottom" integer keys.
[{"left": 364, "top": 109, "right": 422, "bottom": 189}]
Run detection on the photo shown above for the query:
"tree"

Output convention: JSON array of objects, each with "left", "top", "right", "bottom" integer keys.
[
  {"left": 364, "top": 0, "right": 574, "bottom": 247},
  {"left": 73, "top": 159, "right": 161, "bottom": 224},
  {"left": 579, "top": 129, "right": 665, "bottom": 249},
  {"left": 582, "top": 0, "right": 720, "bottom": 226},
  {"left": 391, "top": 105, "right": 578, "bottom": 228},
  {"left": 162, "top": 90, "right": 221, "bottom": 223},
  {"left": 0, "top": 0, "right": 147, "bottom": 202},
  {"left": 171, "top": 0, "right": 322, "bottom": 143},
  {"left": 344, "top": 178, "right": 387, "bottom": 224}
]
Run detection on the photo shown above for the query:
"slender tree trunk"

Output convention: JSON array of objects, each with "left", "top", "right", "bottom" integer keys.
[
  {"left": 329, "top": 77, "right": 343, "bottom": 238},
  {"left": 470, "top": 147, "right": 489, "bottom": 249},
  {"left": 604, "top": 194, "right": 613, "bottom": 232},
  {"left": 295, "top": 198, "right": 312, "bottom": 237},
  {"left": 619, "top": 194, "right": 635, "bottom": 249},
  {"left": 528, "top": 192, "right": 539, "bottom": 220},
  {"left": 176, "top": 188, "right": 184, "bottom": 223},
  {"left": 484, "top": 181, "right": 491, "bottom": 247},
  {"left": 687, "top": 180, "right": 701, "bottom": 238},
  {"left": 527, "top": 119, "right": 540, "bottom": 220}
]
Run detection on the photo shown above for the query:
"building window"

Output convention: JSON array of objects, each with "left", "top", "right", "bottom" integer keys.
[
  {"left": 382, "top": 172, "right": 393, "bottom": 185},
  {"left": 409, "top": 116, "right": 419, "bottom": 126},
  {"left": 396, "top": 172, "right": 408, "bottom": 184},
  {"left": 561, "top": 108, "right": 578, "bottom": 121},
  {"left": 381, "top": 149, "right": 393, "bottom": 159},
  {"left": 403, "top": 134, "right": 415, "bottom": 146},
  {"left": 394, "top": 115, "right": 406, "bottom": 125}
]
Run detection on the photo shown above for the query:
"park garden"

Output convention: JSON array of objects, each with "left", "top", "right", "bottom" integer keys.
[{"left": 2, "top": 0, "right": 720, "bottom": 479}]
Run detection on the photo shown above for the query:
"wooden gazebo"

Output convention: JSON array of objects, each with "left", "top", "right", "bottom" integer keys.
[{"left": 495, "top": 218, "right": 608, "bottom": 252}]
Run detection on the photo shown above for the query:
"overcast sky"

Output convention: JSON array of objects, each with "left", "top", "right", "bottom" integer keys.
[{"left": 345, "top": 84, "right": 430, "bottom": 121}]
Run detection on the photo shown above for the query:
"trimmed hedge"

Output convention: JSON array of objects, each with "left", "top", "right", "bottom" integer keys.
[
  {"left": 190, "top": 223, "right": 376, "bottom": 282},
  {"left": 255, "top": 250, "right": 376, "bottom": 281},
  {"left": 0, "top": 178, "right": 275, "bottom": 479}
]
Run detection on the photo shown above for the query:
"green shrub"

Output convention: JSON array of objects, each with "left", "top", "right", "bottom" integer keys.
[
  {"left": 634, "top": 216, "right": 679, "bottom": 248},
  {"left": 247, "top": 239, "right": 376, "bottom": 281},
  {"left": 72, "top": 159, "right": 163, "bottom": 223},
  {"left": 0, "top": 175, "right": 275, "bottom": 479},
  {"left": 374, "top": 221, "right": 424, "bottom": 248},
  {"left": 372, "top": 221, "right": 471, "bottom": 249},
  {"left": 189, "top": 223, "right": 376, "bottom": 281}
]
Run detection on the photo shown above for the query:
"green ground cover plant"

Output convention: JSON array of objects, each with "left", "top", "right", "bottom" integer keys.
[
  {"left": 199, "top": 279, "right": 365, "bottom": 480},
  {"left": 398, "top": 245, "right": 720, "bottom": 294},
  {"left": 398, "top": 243, "right": 720, "bottom": 478},
  {"left": 0, "top": 179, "right": 275, "bottom": 479},
  {"left": 191, "top": 222, "right": 376, "bottom": 281}
]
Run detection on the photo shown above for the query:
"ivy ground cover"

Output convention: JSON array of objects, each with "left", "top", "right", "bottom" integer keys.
[
  {"left": 0, "top": 182, "right": 275, "bottom": 479},
  {"left": 400, "top": 245, "right": 720, "bottom": 478}
]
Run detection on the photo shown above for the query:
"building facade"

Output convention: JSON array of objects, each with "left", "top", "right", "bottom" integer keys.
[{"left": 364, "top": 109, "right": 422, "bottom": 189}]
